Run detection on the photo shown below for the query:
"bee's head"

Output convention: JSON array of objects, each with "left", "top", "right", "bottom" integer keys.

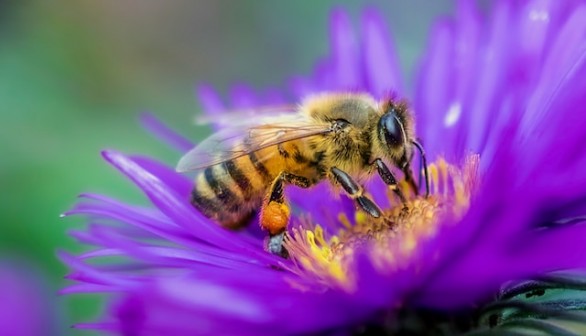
[{"left": 378, "top": 107, "right": 407, "bottom": 150}]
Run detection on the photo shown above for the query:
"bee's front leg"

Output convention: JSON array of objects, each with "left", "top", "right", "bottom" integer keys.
[
  {"left": 399, "top": 157, "right": 419, "bottom": 197},
  {"left": 261, "top": 172, "right": 312, "bottom": 258},
  {"left": 411, "top": 140, "right": 430, "bottom": 197},
  {"left": 329, "top": 167, "right": 382, "bottom": 218}
]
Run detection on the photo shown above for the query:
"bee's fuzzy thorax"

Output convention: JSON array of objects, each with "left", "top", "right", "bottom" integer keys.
[{"left": 302, "top": 92, "right": 379, "bottom": 127}]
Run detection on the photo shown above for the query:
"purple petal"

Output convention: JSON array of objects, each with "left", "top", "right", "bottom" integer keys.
[
  {"left": 414, "top": 19, "right": 455, "bottom": 159},
  {"left": 288, "top": 183, "right": 355, "bottom": 233},
  {"left": 288, "top": 76, "right": 317, "bottom": 100},
  {"left": 65, "top": 194, "right": 194, "bottom": 246},
  {"left": 59, "top": 283, "right": 114, "bottom": 294},
  {"left": 101, "top": 150, "right": 279, "bottom": 264},
  {"left": 260, "top": 87, "right": 287, "bottom": 105},
  {"left": 139, "top": 112, "right": 194, "bottom": 153},
  {"left": 196, "top": 83, "right": 225, "bottom": 115},
  {"left": 311, "top": 58, "right": 335, "bottom": 92},
  {"left": 329, "top": 8, "right": 363, "bottom": 91},
  {"left": 130, "top": 155, "right": 193, "bottom": 199},
  {"left": 361, "top": 8, "right": 404, "bottom": 98},
  {"left": 112, "top": 274, "right": 380, "bottom": 335},
  {"left": 59, "top": 251, "right": 137, "bottom": 288},
  {"left": 419, "top": 223, "right": 586, "bottom": 308},
  {"left": 523, "top": 4, "right": 586, "bottom": 131},
  {"left": 229, "top": 83, "right": 258, "bottom": 108},
  {"left": 515, "top": 0, "right": 557, "bottom": 69},
  {"left": 84, "top": 225, "right": 268, "bottom": 271},
  {"left": 195, "top": 84, "right": 226, "bottom": 132}
]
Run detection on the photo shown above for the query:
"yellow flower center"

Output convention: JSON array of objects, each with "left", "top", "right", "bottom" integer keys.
[{"left": 284, "top": 155, "right": 480, "bottom": 290}]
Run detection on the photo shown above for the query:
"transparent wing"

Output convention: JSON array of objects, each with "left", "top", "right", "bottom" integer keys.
[
  {"left": 176, "top": 114, "right": 331, "bottom": 172},
  {"left": 196, "top": 104, "right": 298, "bottom": 128}
]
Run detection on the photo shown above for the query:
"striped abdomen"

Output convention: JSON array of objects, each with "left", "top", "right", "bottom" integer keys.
[
  {"left": 189, "top": 140, "right": 323, "bottom": 228},
  {"left": 190, "top": 146, "right": 281, "bottom": 228}
]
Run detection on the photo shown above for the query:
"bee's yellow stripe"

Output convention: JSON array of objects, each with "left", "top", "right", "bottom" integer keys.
[{"left": 223, "top": 160, "right": 253, "bottom": 200}]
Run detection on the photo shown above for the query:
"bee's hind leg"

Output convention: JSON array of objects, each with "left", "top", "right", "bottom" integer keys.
[
  {"left": 261, "top": 172, "right": 312, "bottom": 257},
  {"left": 330, "top": 167, "right": 382, "bottom": 218},
  {"left": 268, "top": 231, "right": 288, "bottom": 258}
]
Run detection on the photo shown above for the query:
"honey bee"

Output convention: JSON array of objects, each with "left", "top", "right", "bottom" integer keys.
[{"left": 177, "top": 93, "right": 429, "bottom": 256}]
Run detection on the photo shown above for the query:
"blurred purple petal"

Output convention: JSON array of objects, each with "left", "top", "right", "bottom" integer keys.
[
  {"left": 414, "top": 19, "right": 455, "bottom": 159},
  {"left": 139, "top": 112, "right": 194, "bottom": 153},
  {"left": 361, "top": 8, "right": 403, "bottom": 97},
  {"left": 329, "top": 8, "right": 362, "bottom": 91},
  {"left": 101, "top": 150, "right": 277, "bottom": 263},
  {"left": 196, "top": 83, "right": 225, "bottom": 115},
  {"left": 229, "top": 83, "right": 258, "bottom": 108}
]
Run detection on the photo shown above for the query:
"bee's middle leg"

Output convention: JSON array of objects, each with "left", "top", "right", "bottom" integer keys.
[
  {"left": 373, "top": 158, "right": 411, "bottom": 221},
  {"left": 330, "top": 167, "right": 382, "bottom": 218},
  {"left": 261, "top": 172, "right": 312, "bottom": 257}
]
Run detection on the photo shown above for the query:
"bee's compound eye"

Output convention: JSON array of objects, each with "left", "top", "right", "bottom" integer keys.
[{"left": 379, "top": 112, "right": 404, "bottom": 147}]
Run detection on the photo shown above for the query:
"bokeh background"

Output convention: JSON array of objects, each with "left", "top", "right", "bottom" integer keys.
[{"left": 0, "top": 1, "right": 468, "bottom": 334}]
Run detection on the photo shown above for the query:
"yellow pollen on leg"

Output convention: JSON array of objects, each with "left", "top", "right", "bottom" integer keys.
[{"left": 284, "top": 156, "right": 479, "bottom": 289}]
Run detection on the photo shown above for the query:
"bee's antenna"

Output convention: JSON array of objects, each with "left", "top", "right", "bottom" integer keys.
[{"left": 411, "top": 140, "right": 430, "bottom": 197}]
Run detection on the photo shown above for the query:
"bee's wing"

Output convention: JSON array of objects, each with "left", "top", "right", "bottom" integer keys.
[
  {"left": 196, "top": 104, "right": 298, "bottom": 128},
  {"left": 176, "top": 114, "right": 331, "bottom": 172}
]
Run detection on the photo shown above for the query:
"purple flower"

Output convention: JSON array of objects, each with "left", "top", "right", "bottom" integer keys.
[{"left": 62, "top": 1, "right": 586, "bottom": 335}]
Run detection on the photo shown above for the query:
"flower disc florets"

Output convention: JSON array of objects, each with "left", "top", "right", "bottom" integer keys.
[{"left": 286, "top": 155, "right": 479, "bottom": 289}]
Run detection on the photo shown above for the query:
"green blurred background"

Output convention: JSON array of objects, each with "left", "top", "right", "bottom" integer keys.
[{"left": 0, "top": 1, "right": 458, "bottom": 334}]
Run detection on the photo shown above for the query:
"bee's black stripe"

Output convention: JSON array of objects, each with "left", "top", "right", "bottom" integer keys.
[
  {"left": 204, "top": 166, "right": 239, "bottom": 204},
  {"left": 241, "top": 138, "right": 272, "bottom": 184},
  {"left": 285, "top": 144, "right": 306, "bottom": 164},
  {"left": 248, "top": 151, "right": 272, "bottom": 183},
  {"left": 223, "top": 160, "right": 252, "bottom": 200},
  {"left": 360, "top": 132, "right": 373, "bottom": 165},
  {"left": 312, "top": 150, "right": 326, "bottom": 163},
  {"left": 190, "top": 188, "right": 222, "bottom": 215},
  {"left": 310, "top": 150, "right": 327, "bottom": 176},
  {"left": 293, "top": 151, "right": 309, "bottom": 164},
  {"left": 278, "top": 144, "right": 290, "bottom": 158}
]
